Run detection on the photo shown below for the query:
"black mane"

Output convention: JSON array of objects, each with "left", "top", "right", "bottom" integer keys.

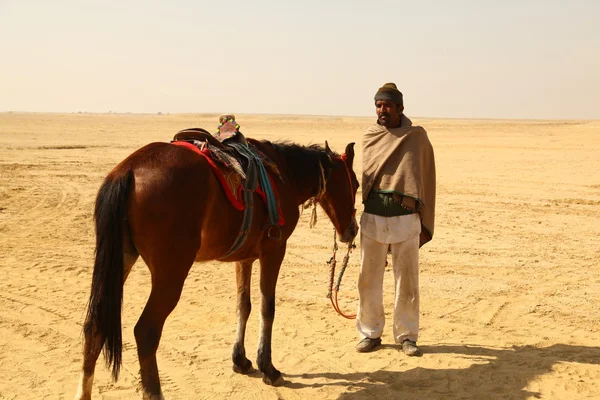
[{"left": 260, "top": 140, "right": 336, "bottom": 186}]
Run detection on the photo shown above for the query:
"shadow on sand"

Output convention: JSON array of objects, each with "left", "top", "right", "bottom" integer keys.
[{"left": 284, "top": 343, "right": 600, "bottom": 399}]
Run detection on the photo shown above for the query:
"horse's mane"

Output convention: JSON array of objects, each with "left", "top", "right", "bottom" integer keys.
[{"left": 260, "top": 140, "right": 336, "bottom": 183}]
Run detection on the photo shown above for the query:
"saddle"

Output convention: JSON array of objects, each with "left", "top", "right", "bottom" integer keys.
[
  {"left": 171, "top": 115, "right": 283, "bottom": 257},
  {"left": 174, "top": 127, "right": 248, "bottom": 183},
  {"left": 172, "top": 116, "right": 279, "bottom": 180},
  {"left": 173, "top": 115, "right": 249, "bottom": 149}
]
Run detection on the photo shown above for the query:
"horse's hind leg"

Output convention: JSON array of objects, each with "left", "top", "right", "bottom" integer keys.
[
  {"left": 134, "top": 265, "right": 190, "bottom": 400},
  {"left": 74, "top": 250, "right": 138, "bottom": 400},
  {"left": 232, "top": 260, "right": 255, "bottom": 374},
  {"left": 74, "top": 323, "right": 103, "bottom": 400}
]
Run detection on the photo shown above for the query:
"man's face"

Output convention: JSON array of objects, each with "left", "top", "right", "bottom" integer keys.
[{"left": 376, "top": 100, "right": 403, "bottom": 128}]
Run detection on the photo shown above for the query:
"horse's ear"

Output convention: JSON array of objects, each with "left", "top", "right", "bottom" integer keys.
[
  {"left": 325, "top": 140, "right": 333, "bottom": 155},
  {"left": 344, "top": 142, "right": 355, "bottom": 165}
]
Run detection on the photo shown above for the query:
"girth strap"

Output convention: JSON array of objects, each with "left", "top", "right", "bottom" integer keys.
[{"left": 222, "top": 152, "right": 258, "bottom": 258}]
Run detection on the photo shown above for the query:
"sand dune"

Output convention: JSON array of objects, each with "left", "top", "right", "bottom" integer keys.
[{"left": 1, "top": 112, "right": 599, "bottom": 399}]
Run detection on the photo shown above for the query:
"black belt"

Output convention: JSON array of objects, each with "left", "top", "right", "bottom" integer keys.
[{"left": 364, "top": 192, "right": 419, "bottom": 217}]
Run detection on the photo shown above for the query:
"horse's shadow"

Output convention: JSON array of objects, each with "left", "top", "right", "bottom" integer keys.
[{"left": 284, "top": 343, "right": 600, "bottom": 399}]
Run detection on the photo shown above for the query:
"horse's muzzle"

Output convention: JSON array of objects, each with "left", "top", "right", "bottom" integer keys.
[{"left": 340, "top": 215, "right": 359, "bottom": 243}]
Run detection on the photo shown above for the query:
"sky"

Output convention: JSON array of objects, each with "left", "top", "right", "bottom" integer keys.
[{"left": 1, "top": 0, "right": 599, "bottom": 119}]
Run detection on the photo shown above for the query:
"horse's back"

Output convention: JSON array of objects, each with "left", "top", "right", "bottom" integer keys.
[
  {"left": 112, "top": 140, "right": 300, "bottom": 263},
  {"left": 118, "top": 142, "right": 238, "bottom": 262}
]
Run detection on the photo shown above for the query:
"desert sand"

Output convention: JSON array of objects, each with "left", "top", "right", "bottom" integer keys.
[{"left": 0, "top": 112, "right": 599, "bottom": 399}]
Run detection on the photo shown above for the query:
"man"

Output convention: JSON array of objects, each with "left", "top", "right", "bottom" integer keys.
[{"left": 356, "top": 83, "right": 436, "bottom": 356}]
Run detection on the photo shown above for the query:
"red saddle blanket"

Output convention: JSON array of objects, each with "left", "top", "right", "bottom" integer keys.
[{"left": 172, "top": 141, "right": 285, "bottom": 226}]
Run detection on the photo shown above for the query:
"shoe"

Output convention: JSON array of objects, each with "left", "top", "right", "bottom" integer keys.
[
  {"left": 356, "top": 337, "right": 382, "bottom": 353},
  {"left": 401, "top": 340, "right": 421, "bottom": 356}
]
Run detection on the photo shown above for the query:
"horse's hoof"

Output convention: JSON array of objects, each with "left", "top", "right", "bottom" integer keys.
[
  {"left": 232, "top": 361, "right": 255, "bottom": 375},
  {"left": 142, "top": 389, "right": 165, "bottom": 400},
  {"left": 262, "top": 374, "right": 285, "bottom": 386}
]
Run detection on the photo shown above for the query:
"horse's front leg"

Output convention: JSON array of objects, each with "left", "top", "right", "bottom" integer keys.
[
  {"left": 257, "top": 244, "right": 286, "bottom": 386},
  {"left": 232, "top": 260, "right": 255, "bottom": 374}
]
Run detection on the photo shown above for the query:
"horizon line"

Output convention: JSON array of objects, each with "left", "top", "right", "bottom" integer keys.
[{"left": 1, "top": 110, "right": 598, "bottom": 123}]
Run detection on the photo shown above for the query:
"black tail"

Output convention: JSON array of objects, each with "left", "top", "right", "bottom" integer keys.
[{"left": 84, "top": 168, "right": 133, "bottom": 381}]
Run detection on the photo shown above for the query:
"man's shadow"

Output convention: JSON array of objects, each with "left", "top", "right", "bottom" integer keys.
[{"left": 284, "top": 343, "right": 600, "bottom": 399}]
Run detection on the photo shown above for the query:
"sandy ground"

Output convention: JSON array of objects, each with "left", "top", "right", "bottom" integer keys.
[{"left": 1, "top": 112, "right": 599, "bottom": 400}]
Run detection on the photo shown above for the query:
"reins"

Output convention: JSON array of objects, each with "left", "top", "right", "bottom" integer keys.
[
  {"left": 304, "top": 153, "right": 357, "bottom": 320},
  {"left": 326, "top": 229, "right": 357, "bottom": 319}
]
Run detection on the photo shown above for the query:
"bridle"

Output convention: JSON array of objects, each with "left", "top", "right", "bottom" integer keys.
[
  {"left": 306, "top": 153, "right": 356, "bottom": 228},
  {"left": 339, "top": 153, "right": 356, "bottom": 209},
  {"left": 309, "top": 153, "right": 358, "bottom": 320}
]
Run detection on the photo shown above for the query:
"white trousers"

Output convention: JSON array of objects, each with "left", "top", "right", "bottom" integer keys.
[{"left": 356, "top": 227, "right": 420, "bottom": 343}]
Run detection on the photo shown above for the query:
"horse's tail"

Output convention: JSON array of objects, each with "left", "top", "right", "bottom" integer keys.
[{"left": 84, "top": 167, "right": 134, "bottom": 381}]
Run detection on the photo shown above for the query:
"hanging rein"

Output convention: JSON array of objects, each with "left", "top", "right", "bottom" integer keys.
[
  {"left": 326, "top": 228, "right": 357, "bottom": 319},
  {"left": 304, "top": 153, "right": 357, "bottom": 319}
]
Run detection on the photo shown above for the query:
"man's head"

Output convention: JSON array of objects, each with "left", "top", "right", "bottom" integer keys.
[{"left": 374, "top": 83, "right": 404, "bottom": 128}]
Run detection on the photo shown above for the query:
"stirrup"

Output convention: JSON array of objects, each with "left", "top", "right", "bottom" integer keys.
[{"left": 267, "top": 225, "right": 282, "bottom": 240}]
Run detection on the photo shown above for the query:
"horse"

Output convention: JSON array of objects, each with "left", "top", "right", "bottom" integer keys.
[{"left": 74, "top": 136, "right": 359, "bottom": 400}]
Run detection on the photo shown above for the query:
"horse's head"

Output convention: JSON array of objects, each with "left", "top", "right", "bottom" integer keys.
[{"left": 318, "top": 141, "right": 360, "bottom": 243}]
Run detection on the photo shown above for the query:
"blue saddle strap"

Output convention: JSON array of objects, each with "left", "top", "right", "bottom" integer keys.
[{"left": 228, "top": 142, "right": 280, "bottom": 229}]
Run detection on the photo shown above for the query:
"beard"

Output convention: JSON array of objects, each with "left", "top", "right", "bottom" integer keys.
[
  {"left": 377, "top": 111, "right": 402, "bottom": 128},
  {"left": 378, "top": 113, "right": 391, "bottom": 126}
]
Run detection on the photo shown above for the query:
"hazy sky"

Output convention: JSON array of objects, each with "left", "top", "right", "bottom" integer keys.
[{"left": 1, "top": 0, "right": 599, "bottom": 119}]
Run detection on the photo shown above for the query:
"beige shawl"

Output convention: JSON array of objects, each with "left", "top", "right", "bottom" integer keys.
[{"left": 362, "top": 115, "right": 436, "bottom": 247}]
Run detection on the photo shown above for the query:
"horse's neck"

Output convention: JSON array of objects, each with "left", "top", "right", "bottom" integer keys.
[
  {"left": 285, "top": 161, "right": 323, "bottom": 206},
  {"left": 295, "top": 178, "right": 322, "bottom": 206},
  {"left": 252, "top": 140, "right": 325, "bottom": 206}
]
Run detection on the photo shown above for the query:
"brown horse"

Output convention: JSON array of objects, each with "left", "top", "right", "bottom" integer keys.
[{"left": 74, "top": 137, "right": 359, "bottom": 400}]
